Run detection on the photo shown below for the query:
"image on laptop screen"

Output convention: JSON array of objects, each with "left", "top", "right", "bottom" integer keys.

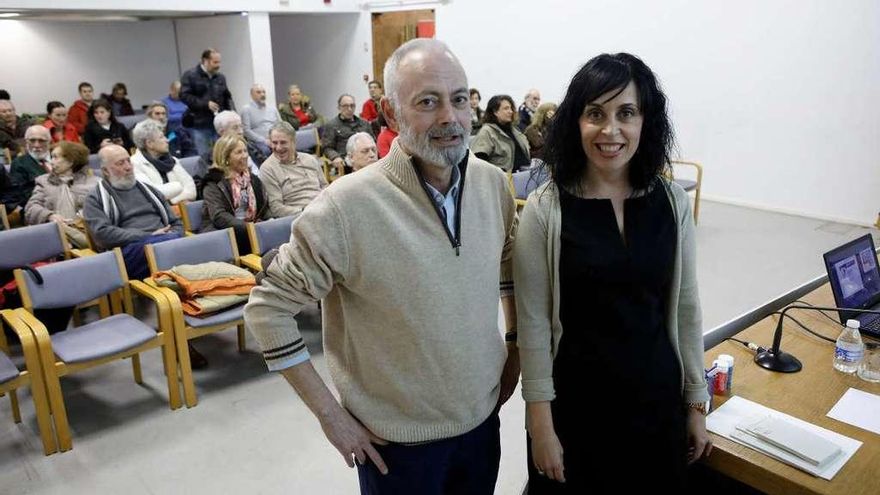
[{"left": 824, "top": 234, "right": 880, "bottom": 322}]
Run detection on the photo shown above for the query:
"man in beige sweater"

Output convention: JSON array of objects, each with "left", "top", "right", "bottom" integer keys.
[
  {"left": 244, "top": 39, "right": 519, "bottom": 494},
  {"left": 259, "top": 121, "right": 327, "bottom": 218}
]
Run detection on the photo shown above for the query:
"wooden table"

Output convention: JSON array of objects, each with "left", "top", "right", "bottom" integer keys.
[{"left": 703, "top": 284, "right": 880, "bottom": 495}]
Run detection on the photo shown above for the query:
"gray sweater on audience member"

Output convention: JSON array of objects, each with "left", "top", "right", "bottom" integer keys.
[{"left": 84, "top": 180, "right": 183, "bottom": 249}]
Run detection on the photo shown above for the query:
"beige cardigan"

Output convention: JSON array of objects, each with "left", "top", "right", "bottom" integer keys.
[
  {"left": 245, "top": 141, "right": 518, "bottom": 443},
  {"left": 513, "top": 179, "right": 709, "bottom": 405},
  {"left": 24, "top": 171, "right": 98, "bottom": 225}
]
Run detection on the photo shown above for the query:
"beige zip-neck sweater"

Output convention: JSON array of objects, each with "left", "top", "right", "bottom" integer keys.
[{"left": 244, "top": 141, "right": 518, "bottom": 443}]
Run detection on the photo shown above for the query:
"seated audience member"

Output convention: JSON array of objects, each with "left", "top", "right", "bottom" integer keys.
[
  {"left": 321, "top": 94, "right": 372, "bottom": 176},
  {"left": 9, "top": 126, "right": 53, "bottom": 211},
  {"left": 260, "top": 122, "right": 326, "bottom": 219},
  {"left": 470, "top": 94, "right": 531, "bottom": 172},
  {"left": 84, "top": 144, "right": 182, "bottom": 276},
  {"left": 199, "top": 134, "right": 268, "bottom": 253},
  {"left": 83, "top": 100, "right": 135, "bottom": 154},
  {"left": 83, "top": 144, "right": 205, "bottom": 367},
  {"left": 523, "top": 102, "right": 557, "bottom": 161},
  {"left": 102, "top": 82, "right": 135, "bottom": 117},
  {"left": 0, "top": 99, "right": 31, "bottom": 157},
  {"left": 241, "top": 84, "right": 280, "bottom": 158},
  {"left": 24, "top": 141, "right": 96, "bottom": 247},
  {"left": 146, "top": 101, "right": 197, "bottom": 158},
  {"left": 375, "top": 111, "right": 397, "bottom": 158},
  {"left": 43, "top": 102, "right": 81, "bottom": 144},
  {"left": 68, "top": 82, "right": 95, "bottom": 136},
  {"left": 278, "top": 84, "right": 322, "bottom": 130},
  {"left": 130, "top": 119, "right": 196, "bottom": 205},
  {"left": 346, "top": 132, "right": 378, "bottom": 172},
  {"left": 469, "top": 88, "right": 484, "bottom": 135},
  {"left": 360, "top": 80, "right": 383, "bottom": 122},
  {"left": 518, "top": 88, "right": 541, "bottom": 131},
  {"left": 161, "top": 80, "right": 189, "bottom": 130}
]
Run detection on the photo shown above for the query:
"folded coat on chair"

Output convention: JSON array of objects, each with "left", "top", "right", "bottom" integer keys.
[{"left": 153, "top": 261, "right": 255, "bottom": 316}]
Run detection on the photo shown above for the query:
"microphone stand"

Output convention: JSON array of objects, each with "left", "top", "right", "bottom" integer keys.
[{"left": 756, "top": 304, "right": 880, "bottom": 373}]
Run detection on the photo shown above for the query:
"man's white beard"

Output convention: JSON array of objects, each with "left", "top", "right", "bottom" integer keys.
[
  {"left": 108, "top": 174, "right": 137, "bottom": 190},
  {"left": 28, "top": 150, "right": 48, "bottom": 162},
  {"left": 398, "top": 120, "right": 470, "bottom": 169}
]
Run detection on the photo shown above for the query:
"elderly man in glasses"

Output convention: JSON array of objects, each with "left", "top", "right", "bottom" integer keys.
[{"left": 6, "top": 126, "right": 53, "bottom": 212}]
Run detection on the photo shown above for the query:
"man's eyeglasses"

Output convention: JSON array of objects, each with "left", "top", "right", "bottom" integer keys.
[
  {"left": 339, "top": 104, "right": 356, "bottom": 109},
  {"left": 26, "top": 138, "right": 49, "bottom": 144}
]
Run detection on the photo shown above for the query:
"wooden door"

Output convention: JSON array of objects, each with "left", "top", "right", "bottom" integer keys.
[{"left": 371, "top": 10, "right": 435, "bottom": 85}]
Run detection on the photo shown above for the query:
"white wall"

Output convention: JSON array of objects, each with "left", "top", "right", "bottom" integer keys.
[
  {"left": 436, "top": 0, "right": 880, "bottom": 225},
  {"left": 270, "top": 13, "right": 374, "bottom": 120},
  {"left": 247, "top": 12, "right": 278, "bottom": 110},
  {"left": 0, "top": 19, "right": 179, "bottom": 115},
  {"left": 174, "top": 14, "right": 255, "bottom": 113}
]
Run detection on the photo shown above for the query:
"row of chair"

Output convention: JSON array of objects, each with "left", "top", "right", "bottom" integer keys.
[{"left": 1, "top": 214, "right": 296, "bottom": 454}]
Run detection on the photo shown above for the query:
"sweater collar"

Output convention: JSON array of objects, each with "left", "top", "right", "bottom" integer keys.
[{"left": 380, "top": 140, "right": 469, "bottom": 194}]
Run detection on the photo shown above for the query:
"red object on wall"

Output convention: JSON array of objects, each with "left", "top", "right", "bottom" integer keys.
[{"left": 417, "top": 20, "right": 435, "bottom": 38}]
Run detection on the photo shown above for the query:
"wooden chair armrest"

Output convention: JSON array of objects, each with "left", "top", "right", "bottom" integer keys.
[
  {"left": 70, "top": 248, "right": 97, "bottom": 258},
  {"left": 240, "top": 254, "right": 262, "bottom": 272},
  {"left": 129, "top": 280, "right": 172, "bottom": 333}
]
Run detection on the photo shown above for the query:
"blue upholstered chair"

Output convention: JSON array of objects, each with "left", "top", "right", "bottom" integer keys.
[
  {"left": 117, "top": 114, "right": 147, "bottom": 131},
  {"left": 178, "top": 155, "right": 202, "bottom": 178},
  {"left": 178, "top": 200, "right": 204, "bottom": 236},
  {"left": 0, "top": 308, "right": 58, "bottom": 455},
  {"left": 509, "top": 166, "right": 550, "bottom": 207},
  {"left": 144, "top": 228, "right": 245, "bottom": 407},
  {"left": 241, "top": 216, "right": 296, "bottom": 271},
  {"left": 295, "top": 127, "right": 320, "bottom": 155},
  {"left": 14, "top": 249, "right": 181, "bottom": 451}
]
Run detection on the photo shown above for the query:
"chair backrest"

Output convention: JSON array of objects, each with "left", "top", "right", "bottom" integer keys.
[
  {"left": 146, "top": 228, "right": 238, "bottom": 273},
  {"left": 180, "top": 200, "right": 204, "bottom": 233},
  {"left": 0, "top": 222, "right": 68, "bottom": 270},
  {"left": 88, "top": 153, "right": 102, "bottom": 170},
  {"left": 117, "top": 114, "right": 146, "bottom": 130},
  {"left": 295, "top": 128, "right": 319, "bottom": 153},
  {"left": 247, "top": 216, "right": 295, "bottom": 256},
  {"left": 511, "top": 167, "right": 550, "bottom": 200},
  {"left": 16, "top": 250, "right": 125, "bottom": 310},
  {"left": 179, "top": 156, "right": 201, "bottom": 177}
]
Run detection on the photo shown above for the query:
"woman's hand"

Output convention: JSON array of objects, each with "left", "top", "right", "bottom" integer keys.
[
  {"left": 531, "top": 427, "right": 565, "bottom": 482},
  {"left": 100, "top": 138, "right": 113, "bottom": 148},
  {"left": 527, "top": 401, "right": 565, "bottom": 482},
  {"left": 686, "top": 408, "right": 712, "bottom": 464},
  {"left": 48, "top": 214, "right": 66, "bottom": 224}
]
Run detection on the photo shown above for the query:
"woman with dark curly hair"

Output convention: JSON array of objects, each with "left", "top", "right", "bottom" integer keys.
[{"left": 513, "top": 53, "right": 711, "bottom": 492}]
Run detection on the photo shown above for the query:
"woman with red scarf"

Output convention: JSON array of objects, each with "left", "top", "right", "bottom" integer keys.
[{"left": 199, "top": 134, "right": 268, "bottom": 253}]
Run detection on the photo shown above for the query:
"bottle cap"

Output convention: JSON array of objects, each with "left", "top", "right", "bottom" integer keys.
[
  {"left": 846, "top": 319, "right": 861, "bottom": 329},
  {"left": 718, "top": 354, "right": 735, "bottom": 366}
]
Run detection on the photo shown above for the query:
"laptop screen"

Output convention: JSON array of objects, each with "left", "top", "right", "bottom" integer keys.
[{"left": 824, "top": 234, "right": 880, "bottom": 323}]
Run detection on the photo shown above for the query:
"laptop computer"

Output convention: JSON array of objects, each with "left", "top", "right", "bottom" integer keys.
[{"left": 823, "top": 234, "right": 880, "bottom": 337}]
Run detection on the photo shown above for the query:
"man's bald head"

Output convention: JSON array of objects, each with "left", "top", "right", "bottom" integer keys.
[
  {"left": 100, "top": 144, "right": 135, "bottom": 189},
  {"left": 383, "top": 39, "right": 466, "bottom": 112},
  {"left": 24, "top": 125, "right": 50, "bottom": 140},
  {"left": 250, "top": 84, "right": 266, "bottom": 103}
]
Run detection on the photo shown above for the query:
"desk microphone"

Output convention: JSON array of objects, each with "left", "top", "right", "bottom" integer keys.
[{"left": 756, "top": 304, "right": 880, "bottom": 373}]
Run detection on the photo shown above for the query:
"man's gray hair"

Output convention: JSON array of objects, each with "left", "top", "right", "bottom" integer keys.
[
  {"left": 269, "top": 121, "right": 296, "bottom": 140},
  {"left": 146, "top": 100, "right": 167, "bottom": 117},
  {"left": 132, "top": 119, "right": 165, "bottom": 150},
  {"left": 383, "top": 38, "right": 458, "bottom": 112},
  {"left": 214, "top": 110, "right": 240, "bottom": 134},
  {"left": 346, "top": 132, "right": 375, "bottom": 157}
]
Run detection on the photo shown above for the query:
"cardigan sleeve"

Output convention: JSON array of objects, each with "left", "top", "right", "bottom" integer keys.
[
  {"left": 673, "top": 184, "right": 710, "bottom": 403},
  {"left": 513, "top": 195, "right": 556, "bottom": 402}
]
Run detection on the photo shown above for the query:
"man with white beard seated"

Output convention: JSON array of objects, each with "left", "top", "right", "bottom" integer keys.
[{"left": 83, "top": 144, "right": 183, "bottom": 280}]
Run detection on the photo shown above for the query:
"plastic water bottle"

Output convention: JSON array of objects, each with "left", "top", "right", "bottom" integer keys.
[{"left": 833, "top": 319, "right": 864, "bottom": 373}]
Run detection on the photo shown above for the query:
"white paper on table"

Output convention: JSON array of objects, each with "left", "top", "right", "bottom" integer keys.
[
  {"left": 706, "top": 396, "right": 862, "bottom": 480},
  {"left": 827, "top": 388, "right": 880, "bottom": 435}
]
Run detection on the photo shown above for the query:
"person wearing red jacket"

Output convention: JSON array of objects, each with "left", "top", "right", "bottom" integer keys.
[
  {"left": 360, "top": 80, "right": 383, "bottom": 122},
  {"left": 68, "top": 82, "right": 94, "bottom": 136},
  {"left": 43, "top": 101, "right": 81, "bottom": 144}
]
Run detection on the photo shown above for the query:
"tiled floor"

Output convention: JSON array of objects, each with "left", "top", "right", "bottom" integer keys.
[{"left": 1, "top": 200, "right": 877, "bottom": 494}]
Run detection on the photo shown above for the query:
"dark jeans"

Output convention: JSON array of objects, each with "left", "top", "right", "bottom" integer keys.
[
  {"left": 121, "top": 232, "right": 181, "bottom": 280},
  {"left": 356, "top": 413, "right": 501, "bottom": 495}
]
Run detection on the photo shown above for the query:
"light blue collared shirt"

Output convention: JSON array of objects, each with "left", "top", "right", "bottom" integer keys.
[{"left": 422, "top": 164, "right": 462, "bottom": 234}]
